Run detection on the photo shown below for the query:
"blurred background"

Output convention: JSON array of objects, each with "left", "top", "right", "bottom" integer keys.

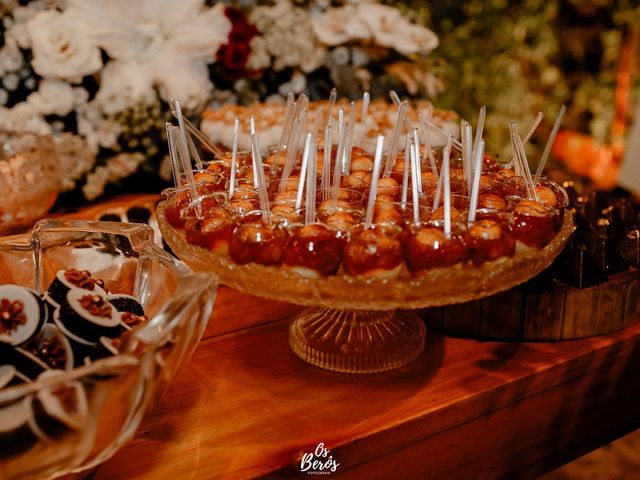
[{"left": 1, "top": 0, "right": 638, "bottom": 208}]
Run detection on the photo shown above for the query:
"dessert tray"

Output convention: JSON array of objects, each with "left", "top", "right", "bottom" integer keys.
[
  {"left": 159, "top": 203, "right": 573, "bottom": 310},
  {"left": 158, "top": 202, "right": 573, "bottom": 374},
  {"left": 162, "top": 95, "right": 573, "bottom": 374}
]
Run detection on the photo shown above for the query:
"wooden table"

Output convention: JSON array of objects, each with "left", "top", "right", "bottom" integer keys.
[
  {"left": 87, "top": 286, "right": 640, "bottom": 479},
  {"left": 52, "top": 195, "right": 640, "bottom": 479}
]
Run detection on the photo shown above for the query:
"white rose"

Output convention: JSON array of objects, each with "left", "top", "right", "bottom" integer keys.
[
  {"left": 27, "top": 80, "right": 77, "bottom": 116},
  {"left": 26, "top": 10, "right": 102, "bottom": 82}
]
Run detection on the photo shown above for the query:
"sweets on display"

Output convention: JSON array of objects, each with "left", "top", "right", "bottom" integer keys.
[
  {"left": 158, "top": 95, "right": 580, "bottom": 375},
  {"left": 201, "top": 98, "right": 460, "bottom": 154},
  {"left": 163, "top": 93, "right": 570, "bottom": 282},
  {"left": 0, "top": 268, "right": 148, "bottom": 438}
]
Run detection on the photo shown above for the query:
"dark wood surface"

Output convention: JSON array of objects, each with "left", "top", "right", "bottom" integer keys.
[
  {"left": 91, "top": 289, "right": 640, "bottom": 479},
  {"left": 56, "top": 195, "right": 640, "bottom": 479}
]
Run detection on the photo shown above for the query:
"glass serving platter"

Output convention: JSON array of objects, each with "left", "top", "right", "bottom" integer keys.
[
  {"left": 0, "top": 219, "right": 218, "bottom": 479},
  {"left": 157, "top": 199, "right": 574, "bottom": 374}
]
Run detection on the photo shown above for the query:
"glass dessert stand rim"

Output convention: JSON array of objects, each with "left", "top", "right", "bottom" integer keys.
[{"left": 157, "top": 201, "right": 574, "bottom": 373}]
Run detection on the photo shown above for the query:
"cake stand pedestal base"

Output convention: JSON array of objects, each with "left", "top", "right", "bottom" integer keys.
[{"left": 289, "top": 308, "right": 426, "bottom": 374}]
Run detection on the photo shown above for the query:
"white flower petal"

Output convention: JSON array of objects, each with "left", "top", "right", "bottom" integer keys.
[
  {"left": 357, "top": 3, "right": 402, "bottom": 32},
  {"left": 394, "top": 25, "right": 439, "bottom": 56},
  {"left": 140, "top": 0, "right": 204, "bottom": 27},
  {"left": 166, "top": 4, "right": 232, "bottom": 61},
  {"left": 67, "top": 1, "right": 147, "bottom": 60},
  {"left": 94, "top": 61, "right": 155, "bottom": 114},
  {"left": 151, "top": 56, "right": 213, "bottom": 110},
  {"left": 311, "top": 7, "right": 370, "bottom": 47}
]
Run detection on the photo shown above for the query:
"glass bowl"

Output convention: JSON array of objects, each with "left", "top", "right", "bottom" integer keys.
[
  {"left": 0, "top": 219, "right": 218, "bottom": 479},
  {"left": 0, "top": 132, "right": 61, "bottom": 235}
]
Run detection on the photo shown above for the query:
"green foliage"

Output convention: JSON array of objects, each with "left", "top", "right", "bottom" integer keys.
[{"left": 388, "top": 0, "right": 640, "bottom": 158}]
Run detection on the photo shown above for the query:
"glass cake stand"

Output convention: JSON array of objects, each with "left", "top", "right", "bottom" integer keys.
[{"left": 157, "top": 201, "right": 574, "bottom": 374}]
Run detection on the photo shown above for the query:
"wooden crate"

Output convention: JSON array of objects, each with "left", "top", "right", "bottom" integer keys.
[{"left": 423, "top": 271, "right": 640, "bottom": 340}]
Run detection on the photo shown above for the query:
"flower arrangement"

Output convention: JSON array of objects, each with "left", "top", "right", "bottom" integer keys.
[
  {"left": 0, "top": 0, "right": 439, "bottom": 203},
  {"left": 1, "top": 0, "right": 636, "bottom": 205}
]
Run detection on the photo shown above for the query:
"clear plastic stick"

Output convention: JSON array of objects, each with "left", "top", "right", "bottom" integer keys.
[
  {"left": 296, "top": 132, "right": 313, "bottom": 211},
  {"left": 172, "top": 125, "right": 201, "bottom": 218},
  {"left": 338, "top": 108, "right": 345, "bottom": 140},
  {"left": 171, "top": 99, "right": 203, "bottom": 169},
  {"left": 390, "top": 90, "right": 416, "bottom": 130},
  {"left": 426, "top": 120, "right": 463, "bottom": 150},
  {"left": 278, "top": 118, "right": 299, "bottom": 192},
  {"left": 313, "top": 107, "right": 324, "bottom": 143},
  {"left": 534, "top": 105, "right": 566, "bottom": 184},
  {"left": 472, "top": 106, "right": 486, "bottom": 167},
  {"left": 390, "top": 90, "right": 402, "bottom": 106},
  {"left": 432, "top": 160, "right": 445, "bottom": 212},
  {"left": 165, "top": 122, "right": 182, "bottom": 188},
  {"left": 186, "top": 128, "right": 203, "bottom": 170},
  {"left": 360, "top": 91, "right": 370, "bottom": 143},
  {"left": 328, "top": 88, "right": 337, "bottom": 119},
  {"left": 412, "top": 128, "right": 422, "bottom": 194},
  {"left": 321, "top": 123, "right": 333, "bottom": 201},
  {"left": 523, "top": 111, "right": 544, "bottom": 144},
  {"left": 463, "top": 120, "right": 474, "bottom": 192},
  {"left": 461, "top": 120, "right": 470, "bottom": 189},
  {"left": 270, "top": 93, "right": 296, "bottom": 176},
  {"left": 331, "top": 125, "right": 349, "bottom": 204},
  {"left": 467, "top": 140, "right": 486, "bottom": 225},
  {"left": 419, "top": 111, "right": 438, "bottom": 177},
  {"left": 305, "top": 137, "right": 317, "bottom": 225},
  {"left": 173, "top": 100, "right": 194, "bottom": 168},
  {"left": 508, "top": 111, "right": 543, "bottom": 166},
  {"left": 517, "top": 133, "right": 537, "bottom": 201},
  {"left": 342, "top": 101, "right": 356, "bottom": 174},
  {"left": 510, "top": 125, "right": 524, "bottom": 178},
  {"left": 364, "top": 135, "right": 385, "bottom": 229},
  {"left": 278, "top": 109, "right": 307, "bottom": 193},
  {"left": 170, "top": 99, "right": 224, "bottom": 157},
  {"left": 229, "top": 117, "right": 239, "bottom": 199},
  {"left": 250, "top": 129, "right": 270, "bottom": 224},
  {"left": 297, "top": 108, "right": 309, "bottom": 147},
  {"left": 442, "top": 135, "right": 453, "bottom": 238},
  {"left": 250, "top": 117, "right": 260, "bottom": 189},
  {"left": 173, "top": 123, "right": 190, "bottom": 184},
  {"left": 510, "top": 122, "right": 536, "bottom": 200},
  {"left": 401, "top": 133, "right": 411, "bottom": 210},
  {"left": 410, "top": 138, "right": 421, "bottom": 225},
  {"left": 383, "top": 101, "right": 407, "bottom": 177},
  {"left": 298, "top": 93, "right": 309, "bottom": 111}
]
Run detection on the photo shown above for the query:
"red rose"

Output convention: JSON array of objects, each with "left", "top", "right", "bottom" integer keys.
[
  {"left": 220, "top": 42, "right": 250, "bottom": 71},
  {"left": 225, "top": 7, "right": 259, "bottom": 43},
  {"left": 215, "top": 7, "right": 262, "bottom": 80}
]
